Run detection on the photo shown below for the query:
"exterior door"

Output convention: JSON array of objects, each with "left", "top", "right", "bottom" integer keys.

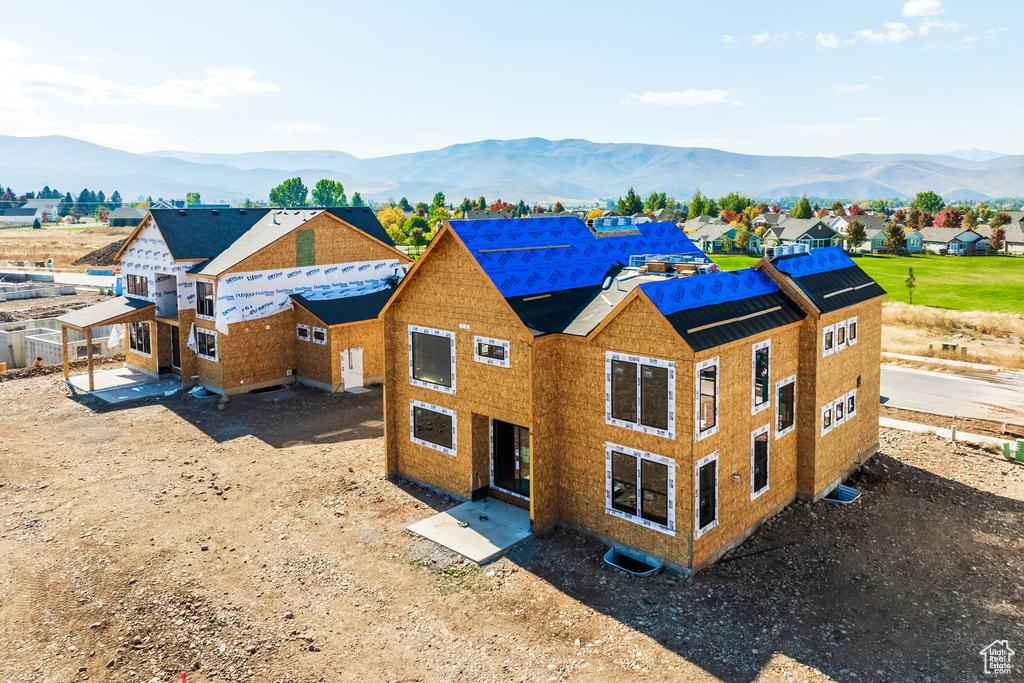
[
  {"left": 492, "top": 419, "right": 530, "bottom": 499},
  {"left": 170, "top": 325, "right": 181, "bottom": 371},
  {"left": 341, "top": 347, "right": 363, "bottom": 390}
]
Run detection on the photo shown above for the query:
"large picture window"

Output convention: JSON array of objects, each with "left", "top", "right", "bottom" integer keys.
[
  {"left": 695, "top": 452, "right": 719, "bottom": 539},
  {"left": 752, "top": 340, "right": 771, "bottom": 415},
  {"left": 751, "top": 424, "right": 770, "bottom": 500},
  {"left": 409, "top": 326, "right": 455, "bottom": 394},
  {"left": 605, "top": 443, "right": 675, "bottom": 535},
  {"left": 775, "top": 374, "right": 796, "bottom": 439},
  {"left": 695, "top": 357, "right": 719, "bottom": 440},
  {"left": 128, "top": 321, "right": 151, "bottom": 356},
  {"left": 605, "top": 352, "right": 675, "bottom": 439},
  {"left": 409, "top": 400, "right": 457, "bottom": 456},
  {"left": 196, "top": 329, "right": 217, "bottom": 361},
  {"left": 196, "top": 280, "right": 215, "bottom": 318}
]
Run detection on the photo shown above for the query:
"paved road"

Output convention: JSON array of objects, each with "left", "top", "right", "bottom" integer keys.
[{"left": 880, "top": 364, "right": 1024, "bottom": 423}]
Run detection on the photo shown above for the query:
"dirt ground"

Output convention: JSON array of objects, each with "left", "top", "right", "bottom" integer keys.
[
  {"left": 0, "top": 226, "right": 131, "bottom": 271},
  {"left": 0, "top": 291, "right": 114, "bottom": 323},
  {"left": 0, "top": 374, "right": 1022, "bottom": 683}
]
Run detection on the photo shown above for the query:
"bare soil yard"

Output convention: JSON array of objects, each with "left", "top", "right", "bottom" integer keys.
[
  {"left": 0, "top": 291, "right": 114, "bottom": 323},
  {"left": 1, "top": 374, "right": 1022, "bottom": 682},
  {"left": 0, "top": 226, "right": 132, "bottom": 271}
]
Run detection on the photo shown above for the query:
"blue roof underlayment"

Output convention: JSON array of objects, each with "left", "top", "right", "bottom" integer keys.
[
  {"left": 640, "top": 268, "right": 779, "bottom": 316},
  {"left": 448, "top": 216, "right": 703, "bottom": 297},
  {"left": 773, "top": 245, "right": 856, "bottom": 278}
]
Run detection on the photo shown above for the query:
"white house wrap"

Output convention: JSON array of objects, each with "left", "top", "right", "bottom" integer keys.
[
  {"left": 119, "top": 222, "right": 198, "bottom": 316},
  {"left": 213, "top": 258, "right": 404, "bottom": 334}
]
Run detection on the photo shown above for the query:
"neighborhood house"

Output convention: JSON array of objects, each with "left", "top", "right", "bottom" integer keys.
[{"left": 382, "top": 215, "right": 885, "bottom": 573}]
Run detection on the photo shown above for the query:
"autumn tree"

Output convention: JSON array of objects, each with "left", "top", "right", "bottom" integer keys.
[
  {"left": 976, "top": 202, "right": 993, "bottom": 222},
  {"left": 734, "top": 224, "right": 751, "bottom": 250},
  {"left": 586, "top": 208, "right": 604, "bottom": 220},
  {"left": 848, "top": 204, "right": 866, "bottom": 216},
  {"left": 311, "top": 179, "right": 346, "bottom": 207},
  {"left": 616, "top": 188, "right": 643, "bottom": 215},
  {"left": 791, "top": 196, "right": 813, "bottom": 219},
  {"left": 830, "top": 200, "right": 846, "bottom": 216},
  {"left": 552, "top": 201, "right": 564, "bottom": 213},
  {"left": 908, "top": 209, "right": 926, "bottom": 232},
  {"left": 489, "top": 199, "right": 514, "bottom": 213},
  {"left": 910, "top": 190, "right": 944, "bottom": 214},
  {"left": 845, "top": 219, "right": 868, "bottom": 251},
  {"left": 962, "top": 210, "right": 978, "bottom": 231},
  {"left": 884, "top": 222, "right": 907, "bottom": 252},
  {"left": 756, "top": 201, "right": 769, "bottom": 214},
  {"left": 990, "top": 225, "right": 1006, "bottom": 252},
  {"left": 269, "top": 177, "right": 308, "bottom": 207},
  {"left": 377, "top": 206, "right": 405, "bottom": 234},
  {"left": 720, "top": 209, "right": 741, "bottom": 224},
  {"left": 936, "top": 207, "right": 962, "bottom": 229},
  {"left": 892, "top": 209, "right": 907, "bottom": 226}
]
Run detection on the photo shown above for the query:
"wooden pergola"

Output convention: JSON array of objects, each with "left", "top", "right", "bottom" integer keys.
[{"left": 55, "top": 297, "right": 155, "bottom": 391}]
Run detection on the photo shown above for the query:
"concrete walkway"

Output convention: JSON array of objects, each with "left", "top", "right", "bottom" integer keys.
[
  {"left": 879, "top": 416, "right": 1019, "bottom": 453},
  {"left": 408, "top": 498, "right": 532, "bottom": 564}
]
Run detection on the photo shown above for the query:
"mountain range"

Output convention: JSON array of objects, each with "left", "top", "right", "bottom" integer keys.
[{"left": 2, "top": 135, "right": 1023, "bottom": 205}]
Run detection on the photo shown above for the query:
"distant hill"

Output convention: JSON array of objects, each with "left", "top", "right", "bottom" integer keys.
[{"left": 3, "top": 135, "right": 1024, "bottom": 204}]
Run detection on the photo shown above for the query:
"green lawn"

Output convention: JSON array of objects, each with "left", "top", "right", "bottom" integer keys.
[{"left": 707, "top": 252, "right": 1024, "bottom": 315}]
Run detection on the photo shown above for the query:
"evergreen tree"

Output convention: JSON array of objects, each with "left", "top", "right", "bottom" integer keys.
[
  {"left": 552, "top": 201, "right": 564, "bottom": 213},
  {"left": 431, "top": 192, "right": 446, "bottom": 211},
  {"left": 110, "top": 190, "right": 122, "bottom": 206},
  {"left": 398, "top": 197, "right": 412, "bottom": 211},
  {"left": 351, "top": 192, "right": 364, "bottom": 207},
  {"left": 459, "top": 198, "right": 473, "bottom": 214},
  {"left": 616, "top": 187, "right": 643, "bottom": 215},
  {"left": 791, "top": 196, "right": 813, "bottom": 219},
  {"left": 477, "top": 196, "right": 487, "bottom": 211},
  {"left": 514, "top": 200, "right": 529, "bottom": 217}
]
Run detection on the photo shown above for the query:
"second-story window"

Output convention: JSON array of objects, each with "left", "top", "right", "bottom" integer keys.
[
  {"left": 196, "top": 281, "right": 215, "bottom": 318},
  {"left": 752, "top": 340, "right": 770, "bottom": 415},
  {"left": 606, "top": 352, "right": 675, "bottom": 439},
  {"left": 695, "top": 357, "right": 719, "bottom": 440},
  {"left": 409, "top": 325, "right": 456, "bottom": 394}
]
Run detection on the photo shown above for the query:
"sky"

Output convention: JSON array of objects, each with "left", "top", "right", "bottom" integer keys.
[{"left": 0, "top": 0, "right": 1021, "bottom": 159}]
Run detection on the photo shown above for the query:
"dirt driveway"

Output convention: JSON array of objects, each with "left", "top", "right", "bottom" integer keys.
[{"left": 0, "top": 374, "right": 1021, "bottom": 682}]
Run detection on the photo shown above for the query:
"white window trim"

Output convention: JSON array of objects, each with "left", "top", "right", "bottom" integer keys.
[
  {"left": 834, "top": 396, "right": 846, "bottom": 427},
  {"left": 605, "top": 351, "right": 676, "bottom": 440},
  {"left": 821, "top": 403, "right": 834, "bottom": 436},
  {"left": 751, "top": 339, "right": 771, "bottom": 416},
  {"left": 822, "top": 324, "right": 835, "bottom": 357},
  {"left": 296, "top": 324, "right": 310, "bottom": 341},
  {"left": 775, "top": 374, "right": 797, "bottom": 439},
  {"left": 488, "top": 419, "right": 529, "bottom": 501},
  {"left": 847, "top": 316, "right": 859, "bottom": 346},
  {"left": 846, "top": 389, "right": 858, "bottom": 419},
  {"left": 694, "top": 356, "right": 719, "bottom": 441},
  {"left": 750, "top": 423, "right": 771, "bottom": 500},
  {"left": 128, "top": 321, "right": 152, "bottom": 358},
  {"left": 605, "top": 442, "right": 676, "bottom": 536},
  {"left": 694, "top": 451, "right": 719, "bottom": 539},
  {"left": 194, "top": 279, "right": 216, "bottom": 321},
  {"left": 474, "top": 335, "right": 510, "bottom": 368},
  {"left": 408, "top": 325, "right": 456, "bottom": 395},
  {"left": 312, "top": 326, "right": 328, "bottom": 345},
  {"left": 409, "top": 399, "right": 457, "bottom": 456},
  {"left": 196, "top": 329, "right": 218, "bottom": 362},
  {"left": 835, "top": 320, "right": 847, "bottom": 351}
]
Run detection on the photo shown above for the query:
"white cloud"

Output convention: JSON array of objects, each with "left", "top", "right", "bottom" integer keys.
[
  {"left": 816, "top": 33, "right": 840, "bottom": 48},
  {"left": 919, "top": 19, "right": 963, "bottom": 35},
  {"left": 835, "top": 84, "right": 869, "bottom": 92},
  {"left": 856, "top": 22, "right": 914, "bottom": 43},
  {"left": 872, "top": 75, "right": 885, "bottom": 80},
  {"left": 271, "top": 123, "right": 327, "bottom": 133},
  {"left": 722, "top": 34, "right": 738, "bottom": 43},
  {"left": 0, "top": 64, "right": 278, "bottom": 111},
  {"left": 753, "top": 31, "right": 770, "bottom": 43},
  {"left": 964, "top": 35, "right": 979, "bottom": 42},
  {"left": 902, "top": 0, "right": 944, "bottom": 17},
  {"left": 0, "top": 37, "right": 24, "bottom": 59},
  {"left": 623, "top": 89, "right": 742, "bottom": 107}
]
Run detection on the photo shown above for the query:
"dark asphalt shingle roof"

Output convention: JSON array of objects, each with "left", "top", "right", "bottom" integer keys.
[
  {"left": 3, "top": 208, "right": 37, "bottom": 217},
  {"left": 789, "top": 266, "right": 887, "bottom": 313},
  {"left": 148, "top": 208, "right": 270, "bottom": 261},
  {"left": 291, "top": 286, "right": 395, "bottom": 326},
  {"left": 663, "top": 291, "right": 806, "bottom": 352}
]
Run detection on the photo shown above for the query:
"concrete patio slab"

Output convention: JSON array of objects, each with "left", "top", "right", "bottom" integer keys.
[
  {"left": 407, "top": 498, "right": 532, "bottom": 564},
  {"left": 68, "top": 367, "right": 180, "bottom": 404}
]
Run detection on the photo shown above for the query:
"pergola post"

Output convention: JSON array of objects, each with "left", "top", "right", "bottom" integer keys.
[
  {"left": 86, "top": 327, "right": 94, "bottom": 392},
  {"left": 61, "top": 325, "right": 69, "bottom": 381}
]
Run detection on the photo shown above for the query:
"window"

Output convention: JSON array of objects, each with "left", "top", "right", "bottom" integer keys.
[
  {"left": 605, "top": 443, "right": 675, "bottom": 535},
  {"left": 126, "top": 274, "right": 149, "bottom": 298},
  {"left": 847, "top": 389, "right": 857, "bottom": 418},
  {"left": 196, "top": 281, "right": 215, "bottom": 318},
  {"left": 752, "top": 340, "right": 771, "bottom": 415},
  {"left": 409, "top": 400, "right": 457, "bottom": 456},
  {"left": 751, "top": 424, "right": 770, "bottom": 500},
  {"left": 821, "top": 403, "right": 833, "bottom": 436},
  {"left": 695, "top": 452, "right": 719, "bottom": 539},
  {"left": 834, "top": 396, "right": 846, "bottom": 426},
  {"left": 695, "top": 357, "right": 719, "bottom": 440},
  {"left": 196, "top": 329, "right": 217, "bottom": 361},
  {"left": 605, "top": 352, "right": 675, "bottom": 439},
  {"left": 312, "top": 326, "right": 327, "bottom": 345},
  {"left": 128, "top": 321, "right": 151, "bottom": 356},
  {"left": 822, "top": 324, "right": 835, "bottom": 357},
  {"left": 836, "top": 320, "right": 847, "bottom": 351},
  {"left": 409, "top": 326, "right": 455, "bottom": 394},
  {"left": 474, "top": 336, "right": 510, "bottom": 368},
  {"left": 296, "top": 324, "right": 310, "bottom": 341},
  {"left": 847, "top": 317, "right": 858, "bottom": 346},
  {"left": 775, "top": 374, "right": 796, "bottom": 439}
]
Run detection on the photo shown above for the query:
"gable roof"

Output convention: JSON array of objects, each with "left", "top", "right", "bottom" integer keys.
[
  {"left": 754, "top": 213, "right": 788, "bottom": 225},
  {"left": 19, "top": 200, "right": 60, "bottom": 211},
  {"left": 109, "top": 206, "right": 146, "bottom": 220},
  {"left": 769, "top": 218, "right": 836, "bottom": 240},
  {"left": 3, "top": 208, "right": 38, "bottom": 217},
  {"left": 446, "top": 216, "right": 703, "bottom": 298},
  {"left": 917, "top": 227, "right": 982, "bottom": 243},
  {"left": 465, "top": 209, "right": 509, "bottom": 220},
  {"left": 188, "top": 208, "right": 397, "bottom": 277},
  {"left": 833, "top": 214, "right": 886, "bottom": 232},
  {"left": 769, "top": 246, "right": 886, "bottom": 313},
  {"left": 144, "top": 208, "right": 270, "bottom": 261}
]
